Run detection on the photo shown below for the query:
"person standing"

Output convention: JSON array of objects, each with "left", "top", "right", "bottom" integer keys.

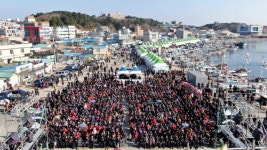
[
  {"left": 5, "top": 101, "right": 10, "bottom": 112},
  {"left": 35, "top": 87, "right": 39, "bottom": 95}
]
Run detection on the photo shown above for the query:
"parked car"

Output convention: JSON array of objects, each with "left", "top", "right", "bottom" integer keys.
[
  {"left": 65, "top": 64, "right": 81, "bottom": 71},
  {"left": 0, "top": 90, "right": 30, "bottom": 101},
  {"left": 51, "top": 70, "right": 70, "bottom": 78},
  {"left": 95, "top": 59, "right": 105, "bottom": 64},
  {"left": 33, "top": 76, "right": 54, "bottom": 87},
  {"left": 87, "top": 60, "right": 97, "bottom": 66}
]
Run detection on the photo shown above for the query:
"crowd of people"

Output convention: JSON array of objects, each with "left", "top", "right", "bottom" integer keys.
[
  {"left": 127, "top": 71, "right": 219, "bottom": 149},
  {"left": 46, "top": 72, "right": 126, "bottom": 149},
  {"left": 44, "top": 55, "right": 221, "bottom": 149}
]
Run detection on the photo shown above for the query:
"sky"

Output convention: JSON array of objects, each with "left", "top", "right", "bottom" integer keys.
[{"left": 1, "top": 0, "right": 267, "bottom": 26}]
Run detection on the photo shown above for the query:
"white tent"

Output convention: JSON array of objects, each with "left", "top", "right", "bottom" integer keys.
[
  {"left": 137, "top": 47, "right": 148, "bottom": 57},
  {"left": 152, "top": 58, "right": 169, "bottom": 72},
  {"left": 117, "top": 65, "right": 130, "bottom": 76},
  {"left": 130, "top": 65, "right": 142, "bottom": 74},
  {"left": 130, "top": 65, "right": 143, "bottom": 81}
]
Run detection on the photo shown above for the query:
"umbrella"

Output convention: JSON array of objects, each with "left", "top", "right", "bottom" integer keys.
[
  {"left": 26, "top": 117, "right": 34, "bottom": 128},
  {"left": 27, "top": 133, "right": 33, "bottom": 142},
  {"left": 79, "top": 122, "right": 87, "bottom": 128},
  {"left": 222, "top": 119, "right": 235, "bottom": 124},
  {"left": 182, "top": 123, "right": 189, "bottom": 127},
  {"left": 9, "top": 133, "right": 20, "bottom": 144}
]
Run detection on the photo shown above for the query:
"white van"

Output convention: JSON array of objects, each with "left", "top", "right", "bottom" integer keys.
[{"left": 51, "top": 70, "right": 70, "bottom": 77}]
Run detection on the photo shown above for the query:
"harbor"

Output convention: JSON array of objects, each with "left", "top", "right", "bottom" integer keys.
[
  {"left": 0, "top": 37, "right": 266, "bottom": 150},
  {"left": 0, "top": 7, "right": 267, "bottom": 149}
]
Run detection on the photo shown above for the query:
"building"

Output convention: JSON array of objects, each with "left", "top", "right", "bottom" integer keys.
[
  {"left": 218, "top": 30, "right": 239, "bottom": 38},
  {"left": 135, "top": 25, "right": 144, "bottom": 37},
  {"left": 263, "top": 26, "right": 267, "bottom": 34},
  {"left": 0, "top": 42, "right": 32, "bottom": 64},
  {"left": 237, "top": 24, "right": 263, "bottom": 35},
  {"left": 24, "top": 16, "right": 53, "bottom": 44},
  {"left": 95, "top": 26, "right": 111, "bottom": 39},
  {"left": 39, "top": 22, "right": 53, "bottom": 41},
  {"left": 0, "top": 20, "right": 24, "bottom": 38},
  {"left": 143, "top": 30, "right": 161, "bottom": 42},
  {"left": 0, "top": 59, "right": 54, "bottom": 88},
  {"left": 175, "top": 28, "right": 192, "bottom": 39},
  {"left": 113, "top": 27, "right": 134, "bottom": 45},
  {"left": 108, "top": 12, "right": 125, "bottom": 20},
  {"left": 198, "top": 29, "right": 216, "bottom": 38},
  {"left": 24, "top": 15, "right": 36, "bottom": 23},
  {"left": 92, "top": 44, "right": 109, "bottom": 59},
  {"left": 53, "top": 25, "right": 76, "bottom": 39}
]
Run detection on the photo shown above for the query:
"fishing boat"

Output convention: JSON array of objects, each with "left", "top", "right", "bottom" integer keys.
[
  {"left": 235, "top": 42, "right": 248, "bottom": 48},
  {"left": 227, "top": 46, "right": 239, "bottom": 52}
]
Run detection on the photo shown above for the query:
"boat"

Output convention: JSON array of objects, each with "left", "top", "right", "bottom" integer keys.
[
  {"left": 227, "top": 46, "right": 239, "bottom": 52},
  {"left": 235, "top": 42, "right": 247, "bottom": 48},
  {"left": 233, "top": 68, "right": 249, "bottom": 77}
]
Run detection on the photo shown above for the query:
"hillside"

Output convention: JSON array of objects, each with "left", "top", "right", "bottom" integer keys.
[
  {"left": 199, "top": 22, "right": 240, "bottom": 33},
  {"left": 34, "top": 11, "right": 166, "bottom": 32}
]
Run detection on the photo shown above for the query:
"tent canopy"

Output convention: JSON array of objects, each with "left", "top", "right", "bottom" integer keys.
[
  {"left": 132, "top": 65, "right": 140, "bottom": 71},
  {"left": 119, "top": 66, "right": 128, "bottom": 71}
]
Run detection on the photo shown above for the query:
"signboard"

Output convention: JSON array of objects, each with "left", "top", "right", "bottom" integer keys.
[
  {"left": 20, "top": 65, "right": 30, "bottom": 72},
  {"left": 16, "top": 63, "right": 32, "bottom": 73}
]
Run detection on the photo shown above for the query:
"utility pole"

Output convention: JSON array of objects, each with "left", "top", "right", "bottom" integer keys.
[{"left": 53, "top": 37, "right": 56, "bottom": 70}]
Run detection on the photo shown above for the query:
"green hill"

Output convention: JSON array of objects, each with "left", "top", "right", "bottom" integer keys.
[
  {"left": 34, "top": 11, "right": 165, "bottom": 31},
  {"left": 199, "top": 22, "right": 240, "bottom": 33}
]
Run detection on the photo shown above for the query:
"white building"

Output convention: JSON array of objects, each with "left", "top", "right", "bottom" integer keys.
[
  {"left": 0, "top": 20, "right": 24, "bottom": 37},
  {"left": 113, "top": 27, "right": 134, "bottom": 45},
  {"left": 218, "top": 30, "right": 239, "bottom": 38},
  {"left": 175, "top": 28, "right": 192, "bottom": 39},
  {"left": 24, "top": 15, "right": 36, "bottom": 23},
  {"left": 0, "top": 42, "right": 32, "bottom": 64},
  {"left": 53, "top": 25, "right": 76, "bottom": 39},
  {"left": 143, "top": 30, "right": 161, "bottom": 42},
  {"left": 198, "top": 29, "right": 216, "bottom": 37},
  {"left": 108, "top": 12, "right": 125, "bottom": 20},
  {"left": 39, "top": 22, "right": 53, "bottom": 41},
  {"left": 237, "top": 24, "right": 263, "bottom": 35},
  {"left": 92, "top": 44, "right": 108, "bottom": 59}
]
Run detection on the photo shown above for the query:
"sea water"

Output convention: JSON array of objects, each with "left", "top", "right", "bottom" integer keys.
[{"left": 209, "top": 39, "right": 267, "bottom": 78}]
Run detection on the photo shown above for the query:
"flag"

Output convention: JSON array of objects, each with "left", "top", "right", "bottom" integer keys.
[{"left": 246, "top": 53, "right": 250, "bottom": 64}]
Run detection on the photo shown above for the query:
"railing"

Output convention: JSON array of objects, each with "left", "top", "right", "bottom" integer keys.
[{"left": 10, "top": 95, "right": 38, "bottom": 118}]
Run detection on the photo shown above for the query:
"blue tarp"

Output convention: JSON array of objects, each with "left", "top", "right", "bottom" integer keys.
[
  {"left": 64, "top": 52, "right": 83, "bottom": 56},
  {"left": 83, "top": 44, "right": 92, "bottom": 49}
]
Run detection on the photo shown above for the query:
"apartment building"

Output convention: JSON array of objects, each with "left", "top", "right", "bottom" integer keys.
[
  {"left": 24, "top": 16, "right": 53, "bottom": 43},
  {"left": 53, "top": 25, "right": 76, "bottom": 39},
  {"left": 0, "top": 20, "right": 24, "bottom": 37},
  {"left": 0, "top": 42, "right": 32, "bottom": 64}
]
